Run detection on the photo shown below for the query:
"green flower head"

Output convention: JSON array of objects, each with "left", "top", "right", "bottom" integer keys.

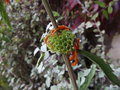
[{"left": 46, "top": 30, "right": 75, "bottom": 54}]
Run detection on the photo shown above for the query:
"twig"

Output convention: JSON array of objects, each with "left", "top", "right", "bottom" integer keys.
[
  {"left": 42, "top": 0, "right": 78, "bottom": 90},
  {"left": 42, "top": 0, "right": 58, "bottom": 28},
  {"left": 62, "top": 55, "right": 78, "bottom": 90}
]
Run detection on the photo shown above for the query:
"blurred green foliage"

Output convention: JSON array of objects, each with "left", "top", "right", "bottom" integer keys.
[
  {"left": 0, "top": 0, "right": 11, "bottom": 28},
  {"left": 0, "top": 0, "right": 47, "bottom": 89},
  {"left": 0, "top": 75, "right": 12, "bottom": 90}
]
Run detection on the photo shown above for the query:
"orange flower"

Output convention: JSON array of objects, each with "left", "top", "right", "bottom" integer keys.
[{"left": 44, "top": 25, "right": 80, "bottom": 66}]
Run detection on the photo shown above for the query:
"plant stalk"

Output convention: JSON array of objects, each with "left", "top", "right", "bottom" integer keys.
[
  {"left": 42, "top": 0, "right": 78, "bottom": 90},
  {"left": 62, "top": 55, "right": 78, "bottom": 90},
  {"left": 42, "top": 0, "right": 58, "bottom": 28}
]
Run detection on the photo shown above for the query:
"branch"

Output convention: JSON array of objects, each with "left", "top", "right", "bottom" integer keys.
[{"left": 42, "top": 0, "right": 78, "bottom": 89}]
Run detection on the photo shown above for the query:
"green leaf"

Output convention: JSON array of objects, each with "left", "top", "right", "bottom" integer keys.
[
  {"left": 108, "top": 1, "right": 115, "bottom": 7},
  {"left": 0, "top": 0, "right": 12, "bottom": 29},
  {"left": 108, "top": 6, "right": 113, "bottom": 14},
  {"left": 102, "top": 10, "right": 108, "bottom": 19},
  {"left": 95, "top": 1, "right": 106, "bottom": 8},
  {"left": 78, "top": 50, "right": 120, "bottom": 87},
  {"left": 79, "top": 64, "right": 96, "bottom": 90},
  {"left": 107, "top": 1, "right": 114, "bottom": 14},
  {"left": 91, "top": 13, "right": 99, "bottom": 20},
  {"left": 52, "top": 11, "right": 60, "bottom": 17}
]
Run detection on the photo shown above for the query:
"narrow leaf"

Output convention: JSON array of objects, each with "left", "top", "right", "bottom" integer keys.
[
  {"left": 95, "top": 1, "right": 106, "bottom": 8},
  {"left": 0, "top": 0, "right": 12, "bottom": 28},
  {"left": 78, "top": 50, "right": 120, "bottom": 87},
  {"left": 79, "top": 64, "right": 96, "bottom": 90},
  {"left": 102, "top": 10, "right": 108, "bottom": 19},
  {"left": 91, "top": 13, "right": 99, "bottom": 20},
  {"left": 52, "top": 11, "right": 60, "bottom": 17}
]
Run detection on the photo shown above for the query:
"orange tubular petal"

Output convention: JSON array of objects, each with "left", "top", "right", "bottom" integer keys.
[
  {"left": 69, "top": 51, "right": 76, "bottom": 61},
  {"left": 44, "top": 35, "right": 49, "bottom": 44},
  {"left": 69, "top": 50, "right": 79, "bottom": 66},
  {"left": 71, "top": 51, "right": 78, "bottom": 66},
  {"left": 69, "top": 55, "right": 74, "bottom": 61},
  {"left": 71, "top": 59, "right": 78, "bottom": 66},
  {"left": 58, "top": 25, "right": 70, "bottom": 31},
  {"left": 49, "top": 25, "right": 71, "bottom": 36},
  {"left": 50, "top": 29, "right": 55, "bottom": 34}
]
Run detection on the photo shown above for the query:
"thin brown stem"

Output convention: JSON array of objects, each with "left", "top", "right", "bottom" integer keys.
[
  {"left": 42, "top": 0, "right": 58, "bottom": 28},
  {"left": 42, "top": 0, "right": 78, "bottom": 89},
  {"left": 62, "top": 55, "right": 78, "bottom": 90}
]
